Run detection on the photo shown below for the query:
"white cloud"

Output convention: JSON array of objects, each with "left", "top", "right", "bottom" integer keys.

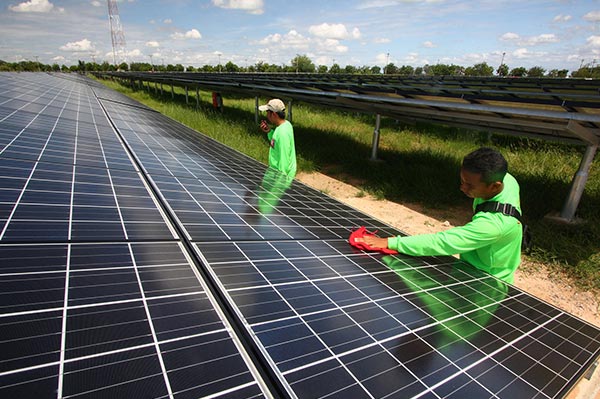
[
  {"left": 146, "top": 41, "right": 160, "bottom": 48},
  {"left": 520, "top": 33, "right": 558, "bottom": 46},
  {"left": 374, "top": 37, "right": 391, "bottom": 44},
  {"left": 255, "top": 29, "right": 352, "bottom": 58},
  {"left": 357, "top": 0, "right": 442, "bottom": 9},
  {"left": 163, "top": 18, "right": 172, "bottom": 24},
  {"left": 127, "top": 49, "right": 142, "bottom": 58},
  {"left": 171, "top": 29, "right": 202, "bottom": 40},
  {"left": 308, "top": 23, "right": 361, "bottom": 40},
  {"left": 52, "top": 55, "right": 65, "bottom": 61},
  {"left": 422, "top": 41, "right": 435, "bottom": 48},
  {"left": 279, "top": 30, "right": 310, "bottom": 50},
  {"left": 586, "top": 35, "right": 600, "bottom": 47},
  {"left": 524, "top": 33, "right": 558, "bottom": 46},
  {"left": 212, "top": 0, "right": 264, "bottom": 15},
  {"left": 500, "top": 32, "right": 520, "bottom": 41},
  {"left": 60, "top": 39, "right": 94, "bottom": 52},
  {"left": 9, "top": 0, "right": 62, "bottom": 13},
  {"left": 583, "top": 11, "right": 600, "bottom": 22},
  {"left": 553, "top": 14, "right": 571, "bottom": 22},
  {"left": 257, "top": 33, "right": 282, "bottom": 45},
  {"left": 513, "top": 48, "right": 531, "bottom": 58},
  {"left": 319, "top": 38, "right": 348, "bottom": 53},
  {"left": 500, "top": 32, "right": 558, "bottom": 46}
]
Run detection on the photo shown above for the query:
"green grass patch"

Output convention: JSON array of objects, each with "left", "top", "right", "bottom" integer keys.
[{"left": 98, "top": 77, "right": 600, "bottom": 289}]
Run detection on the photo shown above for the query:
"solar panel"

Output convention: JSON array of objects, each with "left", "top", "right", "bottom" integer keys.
[
  {"left": 1, "top": 72, "right": 599, "bottom": 399},
  {"left": 0, "top": 73, "right": 272, "bottom": 398}
]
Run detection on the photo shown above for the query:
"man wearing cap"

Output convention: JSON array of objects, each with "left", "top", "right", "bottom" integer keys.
[{"left": 259, "top": 99, "right": 297, "bottom": 179}]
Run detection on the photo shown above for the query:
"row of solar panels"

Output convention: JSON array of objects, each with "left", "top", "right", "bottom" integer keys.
[
  {"left": 96, "top": 71, "right": 600, "bottom": 146},
  {"left": 112, "top": 72, "right": 600, "bottom": 108},
  {"left": 1, "top": 72, "right": 600, "bottom": 398}
]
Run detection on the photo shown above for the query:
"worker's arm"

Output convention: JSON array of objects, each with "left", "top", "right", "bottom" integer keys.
[{"left": 360, "top": 215, "right": 501, "bottom": 256}]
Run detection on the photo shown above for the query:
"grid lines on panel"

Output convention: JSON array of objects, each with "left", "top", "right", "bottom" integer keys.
[{"left": 0, "top": 73, "right": 271, "bottom": 399}]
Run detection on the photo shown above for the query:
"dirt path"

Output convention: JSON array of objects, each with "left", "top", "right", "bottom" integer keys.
[{"left": 296, "top": 171, "right": 600, "bottom": 328}]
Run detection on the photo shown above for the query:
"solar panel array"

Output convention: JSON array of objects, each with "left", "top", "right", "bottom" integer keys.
[
  {"left": 97, "top": 71, "right": 600, "bottom": 146},
  {"left": 1, "top": 72, "right": 600, "bottom": 399}
]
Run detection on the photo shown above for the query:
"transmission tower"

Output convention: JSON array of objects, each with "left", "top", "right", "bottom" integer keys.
[{"left": 107, "top": 0, "right": 126, "bottom": 66}]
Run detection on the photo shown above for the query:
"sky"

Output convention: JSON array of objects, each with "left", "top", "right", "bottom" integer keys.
[{"left": 1, "top": 0, "right": 600, "bottom": 72}]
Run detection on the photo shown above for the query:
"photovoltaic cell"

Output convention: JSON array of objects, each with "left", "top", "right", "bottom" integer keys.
[
  {"left": 0, "top": 73, "right": 272, "bottom": 398},
  {"left": 1, "top": 72, "right": 599, "bottom": 399}
]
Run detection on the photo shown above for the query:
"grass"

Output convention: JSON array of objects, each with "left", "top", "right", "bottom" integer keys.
[{"left": 97, "top": 77, "right": 600, "bottom": 290}]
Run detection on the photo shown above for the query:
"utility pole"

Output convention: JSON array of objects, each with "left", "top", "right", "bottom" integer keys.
[
  {"left": 107, "top": 0, "right": 127, "bottom": 66},
  {"left": 149, "top": 54, "right": 154, "bottom": 72},
  {"left": 384, "top": 52, "right": 389, "bottom": 74},
  {"left": 498, "top": 51, "right": 505, "bottom": 76}
]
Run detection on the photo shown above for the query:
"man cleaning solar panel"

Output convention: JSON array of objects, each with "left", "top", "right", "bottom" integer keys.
[
  {"left": 259, "top": 98, "right": 297, "bottom": 179},
  {"left": 352, "top": 147, "right": 525, "bottom": 284}
]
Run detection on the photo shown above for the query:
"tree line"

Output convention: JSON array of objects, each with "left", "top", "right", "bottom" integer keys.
[{"left": 1, "top": 54, "right": 598, "bottom": 78}]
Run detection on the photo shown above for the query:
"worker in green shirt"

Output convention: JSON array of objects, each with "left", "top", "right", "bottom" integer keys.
[
  {"left": 356, "top": 147, "right": 523, "bottom": 284},
  {"left": 259, "top": 99, "right": 297, "bottom": 179}
]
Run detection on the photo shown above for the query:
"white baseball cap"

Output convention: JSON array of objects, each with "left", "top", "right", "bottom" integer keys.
[{"left": 258, "top": 98, "right": 285, "bottom": 112}]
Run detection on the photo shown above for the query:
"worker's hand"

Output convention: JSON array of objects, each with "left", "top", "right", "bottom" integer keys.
[
  {"left": 355, "top": 236, "right": 388, "bottom": 249},
  {"left": 259, "top": 119, "right": 270, "bottom": 133}
]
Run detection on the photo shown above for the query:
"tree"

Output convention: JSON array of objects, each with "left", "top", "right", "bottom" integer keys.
[
  {"left": 384, "top": 63, "right": 398, "bottom": 74},
  {"left": 370, "top": 65, "right": 381, "bottom": 74},
  {"left": 509, "top": 66, "right": 527, "bottom": 77},
  {"left": 398, "top": 65, "right": 414, "bottom": 75},
  {"left": 527, "top": 66, "right": 546, "bottom": 77},
  {"left": 464, "top": 62, "right": 494, "bottom": 76},
  {"left": 496, "top": 63, "right": 509, "bottom": 77},
  {"left": 547, "top": 69, "right": 569, "bottom": 78},
  {"left": 414, "top": 66, "right": 424, "bottom": 75},
  {"left": 224, "top": 61, "right": 239, "bottom": 72},
  {"left": 317, "top": 65, "right": 328, "bottom": 73},
  {"left": 329, "top": 63, "right": 342, "bottom": 73},
  {"left": 290, "top": 54, "right": 315, "bottom": 73},
  {"left": 344, "top": 65, "right": 357, "bottom": 74},
  {"left": 428, "top": 63, "right": 463, "bottom": 76}
]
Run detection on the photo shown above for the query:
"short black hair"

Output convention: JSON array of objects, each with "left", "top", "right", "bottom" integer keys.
[
  {"left": 275, "top": 110, "right": 286, "bottom": 119},
  {"left": 462, "top": 147, "right": 508, "bottom": 184}
]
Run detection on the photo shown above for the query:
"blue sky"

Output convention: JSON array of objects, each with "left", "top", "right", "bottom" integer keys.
[{"left": 1, "top": 0, "right": 599, "bottom": 72}]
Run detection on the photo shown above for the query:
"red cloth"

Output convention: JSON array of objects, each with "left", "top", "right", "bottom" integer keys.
[{"left": 348, "top": 226, "right": 398, "bottom": 254}]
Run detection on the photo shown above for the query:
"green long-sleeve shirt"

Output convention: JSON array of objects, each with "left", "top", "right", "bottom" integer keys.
[
  {"left": 267, "top": 120, "right": 296, "bottom": 179},
  {"left": 387, "top": 173, "right": 522, "bottom": 283}
]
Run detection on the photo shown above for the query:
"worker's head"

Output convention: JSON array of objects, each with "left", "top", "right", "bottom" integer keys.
[
  {"left": 259, "top": 98, "right": 286, "bottom": 121},
  {"left": 460, "top": 147, "right": 508, "bottom": 199}
]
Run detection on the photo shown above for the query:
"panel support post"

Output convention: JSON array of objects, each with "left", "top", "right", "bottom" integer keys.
[
  {"left": 160, "top": 82, "right": 163, "bottom": 95},
  {"left": 255, "top": 97, "right": 259, "bottom": 124},
  {"left": 196, "top": 87, "right": 200, "bottom": 108},
  {"left": 185, "top": 86, "right": 189, "bottom": 104},
  {"left": 287, "top": 99, "right": 293, "bottom": 123},
  {"left": 171, "top": 82, "right": 174, "bottom": 99},
  {"left": 560, "top": 143, "right": 598, "bottom": 221},
  {"left": 370, "top": 114, "right": 382, "bottom": 161}
]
